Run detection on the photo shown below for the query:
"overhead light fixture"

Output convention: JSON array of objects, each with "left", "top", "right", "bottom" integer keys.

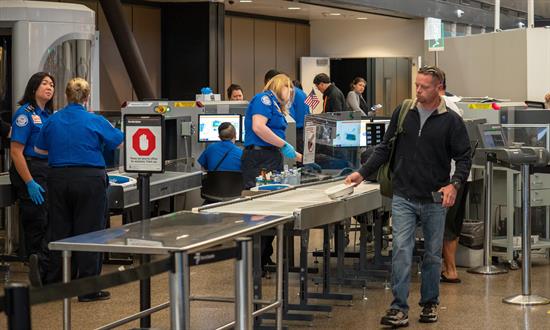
[
  {"left": 356, "top": 17, "right": 368, "bottom": 20},
  {"left": 329, "top": 13, "right": 341, "bottom": 16},
  {"left": 288, "top": 7, "right": 301, "bottom": 10},
  {"left": 239, "top": 0, "right": 253, "bottom": 3}
]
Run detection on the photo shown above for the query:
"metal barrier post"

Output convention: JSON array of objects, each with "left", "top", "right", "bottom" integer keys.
[
  {"left": 503, "top": 164, "right": 550, "bottom": 305},
  {"left": 138, "top": 173, "right": 152, "bottom": 328},
  {"left": 468, "top": 156, "right": 508, "bottom": 275},
  {"left": 170, "top": 251, "right": 190, "bottom": 329},
  {"left": 63, "top": 250, "right": 72, "bottom": 330},
  {"left": 235, "top": 237, "right": 253, "bottom": 330},
  {"left": 276, "top": 224, "right": 284, "bottom": 330},
  {"left": 5, "top": 283, "right": 31, "bottom": 330}
]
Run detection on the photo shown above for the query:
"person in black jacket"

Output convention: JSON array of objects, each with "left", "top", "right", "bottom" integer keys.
[
  {"left": 313, "top": 73, "right": 346, "bottom": 112},
  {"left": 346, "top": 66, "right": 471, "bottom": 327}
]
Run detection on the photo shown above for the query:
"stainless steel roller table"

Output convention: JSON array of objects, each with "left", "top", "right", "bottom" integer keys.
[
  {"left": 195, "top": 178, "right": 383, "bottom": 323},
  {"left": 49, "top": 211, "right": 292, "bottom": 330}
]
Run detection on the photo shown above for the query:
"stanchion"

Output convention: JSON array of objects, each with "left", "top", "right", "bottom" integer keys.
[
  {"left": 468, "top": 155, "right": 508, "bottom": 275},
  {"left": 235, "top": 237, "right": 253, "bottom": 330},
  {"left": 503, "top": 164, "right": 550, "bottom": 305},
  {"left": 5, "top": 283, "right": 31, "bottom": 330},
  {"left": 170, "top": 251, "right": 190, "bottom": 329},
  {"left": 138, "top": 173, "right": 152, "bottom": 328}
]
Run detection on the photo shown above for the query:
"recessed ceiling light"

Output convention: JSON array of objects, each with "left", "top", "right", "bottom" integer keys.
[
  {"left": 288, "top": 7, "right": 301, "bottom": 10},
  {"left": 239, "top": 0, "right": 253, "bottom": 3},
  {"left": 356, "top": 17, "right": 368, "bottom": 20},
  {"left": 329, "top": 13, "right": 341, "bottom": 16}
]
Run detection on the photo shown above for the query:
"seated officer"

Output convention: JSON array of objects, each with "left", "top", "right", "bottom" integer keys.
[{"left": 198, "top": 122, "right": 242, "bottom": 172}]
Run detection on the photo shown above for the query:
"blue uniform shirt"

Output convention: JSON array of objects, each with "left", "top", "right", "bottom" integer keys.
[
  {"left": 244, "top": 90, "right": 287, "bottom": 147},
  {"left": 11, "top": 103, "right": 50, "bottom": 159},
  {"left": 35, "top": 103, "right": 124, "bottom": 167},
  {"left": 289, "top": 87, "right": 310, "bottom": 129},
  {"left": 197, "top": 140, "right": 243, "bottom": 172}
]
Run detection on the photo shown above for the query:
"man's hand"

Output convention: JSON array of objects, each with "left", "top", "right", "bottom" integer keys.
[
  {"left": 345, "top": 172, "right": 364, "bottom": 185},
  {"left": 439, "top": 184, "right": 457, "bottom": 208}
]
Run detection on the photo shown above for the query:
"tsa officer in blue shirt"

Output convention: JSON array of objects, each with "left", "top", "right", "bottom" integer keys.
[
  {"left": 35, "top": 78, "right": 123, "bottom": 301},
  {"left": 242, "top": 73, "right": 302, "bottom": 268},
  {"left": 198, "top": 122, "right": 243, "bottom": 172},
  {"left": 289, "top": 82, "right": 310, "bottom": 154},
  {"left": 9, "top": 72, "right": 55, "bottom": 284}
]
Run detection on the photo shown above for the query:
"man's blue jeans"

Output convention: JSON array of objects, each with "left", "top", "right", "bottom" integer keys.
[{"left": 390, "top": 195, "right": 447, "bottom": 312}]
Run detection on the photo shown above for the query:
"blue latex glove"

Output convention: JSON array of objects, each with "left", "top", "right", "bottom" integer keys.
[
  {"left": 26, "top": 180, "right": 45, "bottom": 205},
  {"left": 200, "top": 87, "right": 213, "bottom": 94},
  {"left": 280, "top": 143, "right": 297, "bottom": 159}
]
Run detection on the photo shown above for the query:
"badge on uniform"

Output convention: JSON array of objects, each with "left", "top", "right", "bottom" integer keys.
[
  {"left": 15, "top": 114, "right": 28, "bottom": 127},
  {"left": 261, "top": 95, "right": 272, "bottom": 106},
  {"left": 31, "top": 115, "right": 42, "bottom": 125}
]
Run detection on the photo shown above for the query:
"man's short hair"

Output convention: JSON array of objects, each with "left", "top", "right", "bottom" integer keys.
[
  {"left": 227, "top": 84, "right": 243, "bottom": 99},
  {"left": 418, "top": 65, "right": 446, "bottom": 85},
  {"left": 218, "top": 122, "right": 236, "bottom": 141},
  {"left": 313, "top": 73, "right": 331, "bottom": 85},
  {"left": 264, "top": 69, "right": 281, "bottom": 84}
]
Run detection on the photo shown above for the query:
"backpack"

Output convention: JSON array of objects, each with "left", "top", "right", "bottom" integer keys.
[{"left": 376, "top": 99, "right": 414, "bottom": 198}]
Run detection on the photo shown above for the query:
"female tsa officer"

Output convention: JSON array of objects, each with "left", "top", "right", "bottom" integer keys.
[
  {"left": 10, "top": 72, "right": 55, "bottom": 282},
  {"left": 242, "top": 73, "right": 302, "bottom": 268},
  {"left": 35, "top": 78, "right": 123, "bottom": 302}
]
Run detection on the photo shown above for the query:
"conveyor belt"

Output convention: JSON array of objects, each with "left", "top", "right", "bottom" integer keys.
[
  {"left": 107, "top": 171, "right": 202, "bottom": 210},
  {"left": 196, "top": 178, "right": 382, "bottom": 229}
]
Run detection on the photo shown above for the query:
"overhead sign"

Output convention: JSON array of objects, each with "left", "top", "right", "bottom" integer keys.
[
  {"left": 124, "top": 115, "right": 165, "bottom": 173},
  {"left": 424, "top": 17, "right": 442, "bottom": 40}
]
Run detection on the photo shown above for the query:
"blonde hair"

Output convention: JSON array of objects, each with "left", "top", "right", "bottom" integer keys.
[
  {"left": 263, "top": 74, "right": 294, "bottom": 115},
  {"left": 65, "top": 77, "right": 90, "bottom": 104}
]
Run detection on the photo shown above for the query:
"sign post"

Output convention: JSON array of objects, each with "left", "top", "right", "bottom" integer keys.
[{"left": 123, "top": 114, "right": 164, "bottom": 328}]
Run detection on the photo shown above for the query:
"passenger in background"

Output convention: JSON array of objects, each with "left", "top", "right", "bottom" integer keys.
[
  {"left": 313, "top": 73, "right": 346, "bottom": 113},
  {"left": 544, "top": 91, "right": 550, "bottom": 109},
  {"left": 440, "top": 78, "right": 469, "bottom": 284},
  {"left": 227, "top": 84, "right": 244, "bottom": 101},
  {"left": 346, "top": 77, "right": 369, "bottom": 115},
  {"left": 289, "top": 79, "right": 310, "bottom": 154},
  {"left": 35, "top": 78, "right": 123, "bottom": 302},
  {"left": 198, "top": 122, "right": 242, "bottom": 172},
  {"left": 242, "top": 73, "right": 302, "bottom": 269},
  {"left": 292, "top": 80, "right": 303, "bottom": 90},
  {"left": 10, "top": 72, "right": 55, "bottom": 286}
]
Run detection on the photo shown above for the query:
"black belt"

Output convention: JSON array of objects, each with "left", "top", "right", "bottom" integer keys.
[
  {"left": 245, "top": 145, "right": 279, "bottom": 151},
  {"left": 25, "top": 156, "right": 47, "bottom": 162}
]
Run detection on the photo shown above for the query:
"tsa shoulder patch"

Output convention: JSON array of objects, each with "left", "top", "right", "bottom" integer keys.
[
  {"left": 261, "top": 95, "right": 272, "bottom": 106},
  {"left": 15, "top": 114, "right": 28, "bottom": 127}
]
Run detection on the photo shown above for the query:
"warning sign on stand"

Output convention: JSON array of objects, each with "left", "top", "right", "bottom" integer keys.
[{"left": 124, "top": 115, "right": 164, "bottom": 173}]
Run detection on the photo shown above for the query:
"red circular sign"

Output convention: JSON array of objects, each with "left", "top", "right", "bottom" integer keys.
[{"left": 132, "top": 128, "right": 156, "bottom": 156}]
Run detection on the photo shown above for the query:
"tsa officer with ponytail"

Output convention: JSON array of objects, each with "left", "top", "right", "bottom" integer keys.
[
  {"left": 10, "top": 72, "right": 55, "bottom": 282},
  {"left": 242, "top": 73, "right": 302, "bottom": 267},
  {"left": 35, "top": 78, "right": 123, "bottom": 301}
]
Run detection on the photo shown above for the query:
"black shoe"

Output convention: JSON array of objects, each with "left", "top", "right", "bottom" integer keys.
[
  {"left": 419, "top": 303, "right": 438, "bottom": 323},
  {"left": 264, "top": 258, "right": 276, "bottom": 266},
  {"left": 380, "top": 308, "right": 409, "bottom": 327},
  {"left": 28, "top": 254, "right": 43, "bottom": 287},
  {"left": 78, "top": 291, "right": 111, "bottom": 302}
]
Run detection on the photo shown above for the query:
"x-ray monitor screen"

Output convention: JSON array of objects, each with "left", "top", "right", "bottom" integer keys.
[
  {"left": 482, "top": 128, "right": 506, "bottom": 148},
  {"left": 198, "top": 114, "right": 241, "bottom": 142},
  {"left": 334, "top": 121, "right": 361, "bottom": 147}
]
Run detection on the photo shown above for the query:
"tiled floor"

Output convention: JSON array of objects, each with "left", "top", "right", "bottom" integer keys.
[{"left": 1, "top": 232, "right": 549, "bottom": 329}]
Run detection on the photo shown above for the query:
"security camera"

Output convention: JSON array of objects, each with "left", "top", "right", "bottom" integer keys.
[
  {"left": 456, "top": 9, "right": 464, "bottom": 18},
  {"left": 228, "top": 0, "right": 234, "bottom": 4}
]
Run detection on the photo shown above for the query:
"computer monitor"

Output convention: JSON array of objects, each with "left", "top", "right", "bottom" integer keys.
[
  {"left": 198, "top": 114, "right": 241, "bottom": 142},
  {"left": 524, "top": 100, "right": 546, "bottom": 109},
  {"left": 478, "top": 124, "right": 506, "bottom": 148},
  {"left": 241, "top": 115, "right": 246, "bottom": 142},
  {"left": 360, "top": 119, "right": 389, "bottom": 147},
  {"left": 334, "top": 120, "right": 361, "bottom": 147}
]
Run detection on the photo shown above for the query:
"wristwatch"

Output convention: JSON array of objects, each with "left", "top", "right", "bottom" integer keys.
[{"left": 451, "top": 180, "right": 462, "bottom": 191}]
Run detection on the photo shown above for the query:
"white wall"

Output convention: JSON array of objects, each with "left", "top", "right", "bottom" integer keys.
[
  {"left": 435, "top": 28, "right": 550, "bottom": 103},
  {"left": 310, "top": 18, "right": 424, "bottom": 58},
  {"left": 526, "top": 29, "right": 550, "bottom": 101}
]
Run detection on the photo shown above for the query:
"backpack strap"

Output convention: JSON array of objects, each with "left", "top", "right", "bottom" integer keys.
[{"left": 395, "top": 99, "right": 414, "bottom": 136}]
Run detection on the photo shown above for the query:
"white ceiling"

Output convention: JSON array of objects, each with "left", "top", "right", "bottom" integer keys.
[{"left": 224, "top": 0, "right": 397, "bottom": 21}]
